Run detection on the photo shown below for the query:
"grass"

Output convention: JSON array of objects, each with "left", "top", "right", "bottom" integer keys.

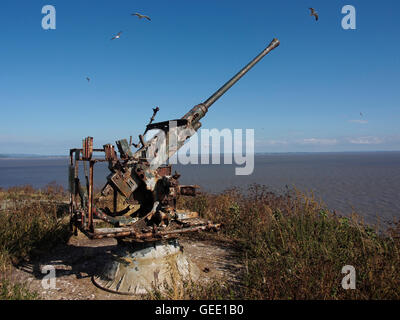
[
  {"left": 1, "top": 182, "right": 399, "bottom": 300},
  {"left": 0, "top": 279, "right": 39, "bottom": 300},
  {"left": 0, "top": 183, "right": 70, "bottom": 299},
  {"left": 173, "top": 184, "right": 400, "bottom": 299},
  {"left": 0, "top": 182, "right": 66, "bottom": 203}
]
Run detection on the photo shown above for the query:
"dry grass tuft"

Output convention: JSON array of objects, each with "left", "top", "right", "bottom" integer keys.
[{"left": 0, "top": 184, "right": 70, "bottom": 299}]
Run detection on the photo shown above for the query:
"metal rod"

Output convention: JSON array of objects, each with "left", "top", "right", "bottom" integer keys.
[
  {"left": 88, "top": 161, "right": 94, "bottom": 232},
  {"left": 74, "top": 151, "right": 79, "bottom": 212},
  {"left": 69, "top": 150, "right": 74, "bottom": 233},
  {"left": 113, "top": 188, "right": 118, "bottom": 215},
  {"left": 87, "top": 223, "right": 222, "bottom": 240}
]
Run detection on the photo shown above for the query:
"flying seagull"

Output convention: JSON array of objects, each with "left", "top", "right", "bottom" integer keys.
[
  {"left": 132, "top": 13, "right": 151, "bottom": 21},
  {"left": 309, "top": 8, "right": 319, "bottom": 21},
  {"left": 86, "top": 77, "right": 90, "bottom": 82},
  {"left": 111, "top": 31, "right": 122, "bottom": 40}
]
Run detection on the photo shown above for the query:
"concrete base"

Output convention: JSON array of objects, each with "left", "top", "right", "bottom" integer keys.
[{"left": 92, "top": 239, "right": 200, "bottom": 295}]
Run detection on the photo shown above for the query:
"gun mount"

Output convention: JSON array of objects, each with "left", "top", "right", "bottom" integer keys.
[{"left": 69, "top": 38, "right": 280, "bottom": 242}]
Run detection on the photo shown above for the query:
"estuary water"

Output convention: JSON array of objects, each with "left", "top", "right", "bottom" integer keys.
[{"left": 1, "top": 152, "right": 399, "bottom": 224}]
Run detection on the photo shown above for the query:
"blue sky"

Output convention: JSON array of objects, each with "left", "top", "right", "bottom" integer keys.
[{"left": 0, "top": 0, "right": 399, "bottom": 155}]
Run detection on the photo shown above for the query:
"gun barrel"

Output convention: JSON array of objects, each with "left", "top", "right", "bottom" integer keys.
[{"left": 203, "top": 38, "right": 280, "bottom": 109}]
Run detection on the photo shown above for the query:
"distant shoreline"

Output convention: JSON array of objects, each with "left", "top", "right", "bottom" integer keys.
[{"left": 0, "top": 156, "right": 69, "bottom": 160}]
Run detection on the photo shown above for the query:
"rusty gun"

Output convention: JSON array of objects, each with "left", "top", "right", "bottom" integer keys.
[{"left": 69, "top": 38, "right": 280, "bottom": 240}]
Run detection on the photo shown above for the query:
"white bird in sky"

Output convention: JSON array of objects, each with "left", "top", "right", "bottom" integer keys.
[
  {"left": 111, "top": 31, "right": 122, "bottom": 40},
  {"left": 132, "top": 12, "right": 151, "bottom": 21}
]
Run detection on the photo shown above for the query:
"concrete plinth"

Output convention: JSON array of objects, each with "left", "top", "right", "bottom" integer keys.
[{"left": 92, "top": 239, "right": 199, "bottom": 295}]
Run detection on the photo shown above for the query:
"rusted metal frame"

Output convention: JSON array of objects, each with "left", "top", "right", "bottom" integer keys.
[
  {"left": 82, "top": 137, "right": 93, "bottom": 160},
  {"left": 73, "top": 150, "right": 83, "bottom": 229},
  {"left": 72, "top": 143, "right": 107, "bottom": 232},
  {"left": 87, "top": 223, "right": 222, "bottom": 240},
  {"left": 70, "top": 148, "right": 105, "bottom": 160},
  {"left": 87, "top": 160, "right": 95, "bottom": 232},
  {"left": 69, "top": 149, "right": 75, "bottom": 233},
  {"left": 92, "top": 207, "right": 121, "bottom": 225},
  {"left": 69, "top": 142, "right": 111, "bottom": 234},
  {"left": 91, "top": 159, "right": 109, "bottom": 163},
  {"left": 113, "top": 188, "right": 118, "bottom": 215}
]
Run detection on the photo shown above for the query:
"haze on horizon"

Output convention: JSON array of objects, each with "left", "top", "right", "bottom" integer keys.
[{"left": 1, "top": 0, "right": 399, "bottom": 155}]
